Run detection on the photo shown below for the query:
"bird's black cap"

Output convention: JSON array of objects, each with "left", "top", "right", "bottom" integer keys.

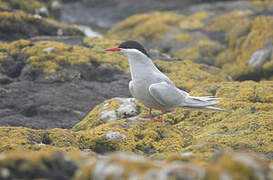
[{"left": 119, "top": 40, "right": 150, "bottom": 57}]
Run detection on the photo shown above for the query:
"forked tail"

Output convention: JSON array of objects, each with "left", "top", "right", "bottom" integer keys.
[{"left": 180, "top": 95, "right": 230, "bottom": 112}]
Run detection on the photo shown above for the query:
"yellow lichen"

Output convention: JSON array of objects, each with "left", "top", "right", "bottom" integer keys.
[
  {"left": 174, "top": 40, "right": 224, "bottom": 63},
  {"left": 179, "top": 12, "right": 208, "bottom": 30},
  {"left": 221, "top": 16, "right": 273, "bottom": 80},
  {"left": 175, "top": 33, "right": 194, "bottom": 43},
  {"left": 207, "top": 10, "right": 253, "bottom": 32},
  {"left": 107, "top": 12, "right": 184, "bottom": 42}
]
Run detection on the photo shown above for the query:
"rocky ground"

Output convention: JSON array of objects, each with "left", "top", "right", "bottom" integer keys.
[{"left": 0, "top": 0, "right": 272, "bottom": 179}]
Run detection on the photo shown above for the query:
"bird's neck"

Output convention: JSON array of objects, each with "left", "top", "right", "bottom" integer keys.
[{"left": 128, "top": 55, "right": 158, "bottom": 80}]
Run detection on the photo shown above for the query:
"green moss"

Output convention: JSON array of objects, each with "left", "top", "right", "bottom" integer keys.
[
  {"left": 107, "top": 12, "right": 184, "bottom": 42},
  {"left": 207, "top": 10, "right": 252, "bottom": 32}
]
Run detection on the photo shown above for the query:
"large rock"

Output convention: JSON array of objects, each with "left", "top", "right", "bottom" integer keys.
[
  {"left": 106, "top": 2, "right": 273, "bottom": 81},
  {"left": 72, "top": 80, "right": 273, "bottom": 159},
  {"left": 0, "top": 38, "right": 131, "bottom": 129},
  {"left": 0, "top": 150, "right": 271, "bottom": 180},
  {"left": 0, "top": 11, "right": 83, "bottom": 42}
]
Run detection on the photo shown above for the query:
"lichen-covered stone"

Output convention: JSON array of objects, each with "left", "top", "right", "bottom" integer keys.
[
  {"left": 174, "top": 40, "right": 224, "bottom": 65},
  {"left": 0, "top": 150, "right": 80, "bottom": 179},
  {"left": 219, "top": 16, "right": 273, "bottom": 80},
  {"left": 0, "top": 127, "right": 79, "bottom": 152},
  {"left": 72, "top": 80, "right": 272, "bottom": 160},
  {"left": 106, "top": 12, "right": 184, "bottom": 42},
  {"left": 0, "top": 10, "right": 83, "bottom": 41},
  {"left": 207, "top": 10, "right": 253, "bottom": 32}
]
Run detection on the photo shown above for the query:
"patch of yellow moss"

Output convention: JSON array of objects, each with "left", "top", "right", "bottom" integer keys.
[
  {"left": 83, "top": 37, "right": 129, "bottom": 72},
  {"left": 174, "top": 40, "right": 224, "bottom": 64},
  {"left": 207, "top": 10, "right": 253, "bottom": 32},
  {"left": 0, "top": 10, "right": 83, "bottom": 40},
  {"left": 169, "top": 81, "right": 273, "bottom": 160},
  {"left": 154, "top": 60, "right": 228, "bottom": 91},
  {"left": 107, "top": 12, "right": 184, "bottom": 42},
  {"left": 72, "top": 98, "right": 123, "bottom": 131},
  {"left": 8, "top": 0, "right": 43, "bottom": 14},
  {"left": 179, "top": 11, "right": 208, "bottom": 30},
  {"left": 0, "top": 127, "right": 80, "bottom": 152},
  {"left": 20, "top": 41, "right": 91, "bottom": 73},
  {"left": 247, "top": 0, "right": 273, "bottom": 11},
  {"left": 175, "top": 33, "right": 194, "bottom": 43},
  {"left": 72, "top": 80, "right": 272, "bottom": 160},
  {"left": 220, "top": 16, "right": 273, "bottom": 80}
]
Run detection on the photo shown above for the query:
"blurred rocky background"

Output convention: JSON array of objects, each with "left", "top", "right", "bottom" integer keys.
[{"left": 0, "top": 0, "right": 272, "bottom": 179}]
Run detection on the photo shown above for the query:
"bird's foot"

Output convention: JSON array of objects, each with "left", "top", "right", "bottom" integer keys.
[
  {"left": 154, "top": 117, "right": 163, "bottom": 122},
  {"left": 144, "top": 108, "right": 153, "bottom": 119},
  {"left": 145, "top": 114, "right": 152, "bottom": 119},
  {"left": 154, "top": 109, "right": 165, "bottom": 122}
]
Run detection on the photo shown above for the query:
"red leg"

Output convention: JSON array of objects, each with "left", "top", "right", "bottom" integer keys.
[
  {"left": 154, "top": 109, "right": 165, "bottom": 122},
  {"left": 145, "top": 108, "right": 152, "bottom": 119}
]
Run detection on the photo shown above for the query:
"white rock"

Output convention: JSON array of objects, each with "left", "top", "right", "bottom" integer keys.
[
  {"left": 75, "top": 25, "right": 102, "bottom": 38},
  {"left": 57, "top": 29, "right": 63, "bottom": 36},
  {"left": 105, "top": 131, "right": 127, "bottom": 140},
  {"left": 116, "top": 98, "right": 138, "bottom": 117},
  {"left": 248, "top": 48, "right": 271, "bottom": 69},
  {"left": 43, "top": 47, "right": 55, "bottom": 53},
  {"left": 100, "top": 110, "right": 118, "bottom": 122},
  {"left": 51, "top": 0, "right": 62, "bottom": 10}
]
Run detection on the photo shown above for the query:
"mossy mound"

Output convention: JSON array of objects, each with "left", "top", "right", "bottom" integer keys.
[
  {"left": 0, "top": 10, "right": 83, "bottom": 41},
  {"left": 179, "top": 11, "right": 209, "bottom": 30},
  {"left": 0, "top": 127, "right": 79, "bottom": 152},
  {"left": 72, "top": 80, "right": 273, "bottom": 160},
  {"left": 0, "top": 151, "right": 270, "bottom": 180},
  {"left": 0, "top": 0, "right": 61, "bottom": 18},
  {"left": 207, "top": 10, "right": 253, "bottom": 32},
  {"left": 0, "top": 150, "right": 81, "bottom": 179},
  {"left": 154, "top": 60, "right": 229, "bottom": 91},
  {"left": 0, "top": 38, "right": 128, "bottom": 77},
  {"left": 217, "top": 16, "right": 273, "bottom": 80},
  {"left": 106, "top": 12, "right": 184, "bottom": 42},
  {"left": 174, "top": 40, "right": 224, "bottom": 65}
]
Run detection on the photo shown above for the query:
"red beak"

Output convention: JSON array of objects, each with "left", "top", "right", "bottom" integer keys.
[{"left": 104, "top": 47, "right": 121, "bottom": 51}]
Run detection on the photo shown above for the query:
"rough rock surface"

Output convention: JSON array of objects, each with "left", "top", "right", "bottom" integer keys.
[
  {"left": 0, "top": 1, "right": 272, "bottom": 179},
  {"left": 106, "top": 1, "right": 273, "bottom": 81},
  {"left": 0, "top": 151, "right": 271, "bottom": 180},
  {"left": 0, "top": 38, "right": 131, "bottom": 129}
]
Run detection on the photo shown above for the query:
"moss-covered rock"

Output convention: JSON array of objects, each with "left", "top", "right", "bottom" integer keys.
[
  {"left": 207, "top": 10, "right": 253, "bottom": 32},
  {"left": 72, "top": 80, "right": 273, "bottom": 160},
  {"left": 106, "top": 12, "right": 184, "bottom": 42},
  {"left": 0, "top": 10, "right": 83, "bottom": 41},
  {"left": 0, "top": 150, "right": 270, "bottom": 180},
  {"left": 174, "top": 40, "right": 224, "bottom": 65},
  {"left": 0, "top": 150, "right": 80, "bottom": 179},
  {"left": 218, "top": 16, "right": 273, "bottom": 80},
  {"left": 0, "top": 127, "right": 79, "bottom": 152}
]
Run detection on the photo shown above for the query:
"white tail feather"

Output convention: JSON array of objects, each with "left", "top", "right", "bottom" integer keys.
[{"left": 180, "top": 95, "right": 230, "bottom": 112}]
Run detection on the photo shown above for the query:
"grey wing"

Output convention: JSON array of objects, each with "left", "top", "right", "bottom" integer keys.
[
  {"left": 154, "top": 71, "right": 189, "bottom": 97},
  {"left": 129, "top": 80, "right": 136, "bottom": 98},
  {"left": 149, "top": 82, "right": 187, "bottom": 108}
]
